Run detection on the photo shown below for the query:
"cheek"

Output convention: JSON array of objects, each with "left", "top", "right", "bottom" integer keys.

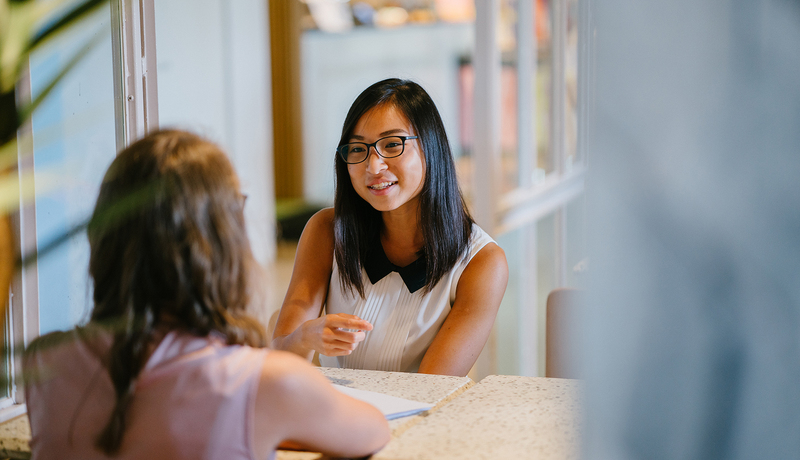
[
  {"left": 347, "top": 166, "right": 368, "bottom": 197},
  {"left": 347, "top": 165, "right": 360, "bottom": 183}
]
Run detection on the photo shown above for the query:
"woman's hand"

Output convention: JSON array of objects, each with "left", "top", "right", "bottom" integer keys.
[{"left": 299, "top": 313, "right": 373, "bottom": 357}]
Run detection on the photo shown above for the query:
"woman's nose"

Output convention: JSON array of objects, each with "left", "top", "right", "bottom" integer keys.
[{"left": 365, "top": 146, "right": 387, "bottom": 174}]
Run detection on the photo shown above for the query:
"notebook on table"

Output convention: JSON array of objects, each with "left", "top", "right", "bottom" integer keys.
[{"left": 332, "top": 384, "right": 433, "bottom": 420}]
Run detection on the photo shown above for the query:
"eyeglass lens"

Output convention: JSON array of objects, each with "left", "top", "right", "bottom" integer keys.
[{"left": 339, "top": 136, "right": 407, "bottom": 164}]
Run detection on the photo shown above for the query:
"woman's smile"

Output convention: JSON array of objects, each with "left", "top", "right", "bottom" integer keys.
[{"left": 368, "top": 181, "right": 397, "bottom": 191}]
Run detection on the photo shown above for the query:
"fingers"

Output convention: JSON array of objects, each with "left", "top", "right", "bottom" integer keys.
[
  {"left": 320, "top": 320, "right": 368, "bottom": 356},
  {"left": 328, "top": 314, "right": 373, "bottom": 332},
  {"left": 320, "top": 338, "right": 361, "bottom": 356},
  {"left": 334, "top": 329, "right": 366, "bottom": 343},
  {"left": 308, "top": 314, "right": 372, "bottom": 356},
  {"left": 321, "top": 327, "right": 366, "bottom": 344}
]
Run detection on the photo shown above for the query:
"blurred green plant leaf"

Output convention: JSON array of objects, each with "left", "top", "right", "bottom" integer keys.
[
  {"left": 0, "top": 168, "right": 58, "bottom": 214},
  {"left": 0, "top": 135, "right": 22, "bottom": 171},
  {"left": 0, "top": 0, "right": 59, "bottom": 92},
  {"left": 1, "top": 0, "right": 110, "bottom": 142},
  {"left": 27, "top": 0, "right": 108, "bottom": 52}
]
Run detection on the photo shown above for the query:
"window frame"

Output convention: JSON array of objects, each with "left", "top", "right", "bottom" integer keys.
[
  {"left": 471, "top": 0, "right": 591, "bottom": 378},
  {"left": 2, "top": 63, "right": 40, "bottom": 420}
]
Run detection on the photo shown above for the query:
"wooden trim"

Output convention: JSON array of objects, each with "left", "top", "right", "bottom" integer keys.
[{"left": 269, "top": 0, "right": 304, "bottom": 199}]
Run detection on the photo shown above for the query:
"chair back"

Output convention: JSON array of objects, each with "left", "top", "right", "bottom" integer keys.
[{"left": 546, "top": 287, "right": 583, "bottom": 379}]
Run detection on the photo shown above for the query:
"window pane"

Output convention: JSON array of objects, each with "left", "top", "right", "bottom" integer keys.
[
  {"left": 495, "top": 227, "right": 522, "bottom": 375},
  {"left": 535, "top": 0, "right": 554, "bottom": 178},
  {"left": 498, "top": 0, "right": 519, "bottom": 192},
  {"left": 494, "top": 212, "right": 557, "bottom": 376},
  {"left": 490, "top": 0, "right": 554, "bottom": 194},
  {"left": 29, "top": 6, "right": 118, "bottom": 334},
  {"left": 535, "top": 212, "right": 557, "bottom": 376},
  {"left": 565, "top": 0, "right": 579, "bottom": 167},
  {"left": 565, "top": 194, "right": 587, "bottom": 288}
]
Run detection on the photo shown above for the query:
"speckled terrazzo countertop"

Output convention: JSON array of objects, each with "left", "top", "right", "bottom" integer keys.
[
  {"left": 276, "top": 367, "right": 475, "bottom": 460},
  {"left": 0, "top": 372, "right": 582, "bottom": 460},
  {"left": 0, "top": 414, "right": 31, "bottom": 459},
  {"left": 373, "top": 375, "right": 582, "bottom": 460}
]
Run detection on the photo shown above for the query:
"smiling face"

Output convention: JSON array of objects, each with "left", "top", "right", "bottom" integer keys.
[{"left": 346, "top": 104, "right": 426, "bottom": 214}]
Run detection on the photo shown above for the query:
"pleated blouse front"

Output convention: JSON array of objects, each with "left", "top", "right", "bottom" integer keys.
[{"left": 319, "top": 224, "right": 495, "bottom": 373}]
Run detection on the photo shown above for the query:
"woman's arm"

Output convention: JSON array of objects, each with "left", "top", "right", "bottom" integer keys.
[
  {"left": 271, "top": 208, "right": 372, "bottom": 359},
  {"left": 254, "top": 351, "right": 390, "bottom": 459},
  {"left": 417, "top": 242, "right": 509, "bottom": 376}
]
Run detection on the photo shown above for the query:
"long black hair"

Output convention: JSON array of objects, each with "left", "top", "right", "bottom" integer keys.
[
  {"left": 334, "top": 78, "right": 474, "bottom": 297},
  {"left": 87, "top": 130, "right": 266, "bottom": 454}
]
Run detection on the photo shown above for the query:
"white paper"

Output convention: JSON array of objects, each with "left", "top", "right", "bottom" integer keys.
[{"left": 332, "top": 384, "right": 433, "bottom": 420}]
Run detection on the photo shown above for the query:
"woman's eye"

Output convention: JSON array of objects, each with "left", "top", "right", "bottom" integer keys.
[
  {"left": 385, "top": 142, "right": 400, "bottom": 148},
  {"left": 350, "top": 146, "right": 366, "bottom": 153}
]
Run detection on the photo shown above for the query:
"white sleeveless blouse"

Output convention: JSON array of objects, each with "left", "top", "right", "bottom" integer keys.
[{"left": 319, "top": 224, "right": 495, "bottom": 372}]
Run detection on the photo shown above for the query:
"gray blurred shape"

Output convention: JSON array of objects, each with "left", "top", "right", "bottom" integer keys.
[{"left": 581, "top": 1, "right": 800, "bottom": 459}]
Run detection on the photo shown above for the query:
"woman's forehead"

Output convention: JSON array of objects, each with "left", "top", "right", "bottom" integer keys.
[{"left": 354, "top": 103, "right": 412, "bottom": 134}]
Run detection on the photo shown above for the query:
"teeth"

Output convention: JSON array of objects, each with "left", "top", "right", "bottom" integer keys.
[{"left": 369, "top": 181, "right": 396, "bottom": 190}]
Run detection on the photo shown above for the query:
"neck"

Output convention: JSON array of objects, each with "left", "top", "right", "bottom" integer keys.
[{"left": 380, "top": 205, "right": 424, "bottom": 264}]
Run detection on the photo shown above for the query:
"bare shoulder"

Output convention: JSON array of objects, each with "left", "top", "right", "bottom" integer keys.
[
  {"left": 259, "top": 349, "right": 325, "bottom": 389},
  {"left": 293, "top": 208, "right": 335, "bottom": 258},
  {"left": 302, "top": 208, "right": 335, "bottom": 238},
  {"left": 468, "top": 242, "right": 508, "bottom": 277},
  {"left": 455, "top": 242, "right": 509, "bottom": 301}
]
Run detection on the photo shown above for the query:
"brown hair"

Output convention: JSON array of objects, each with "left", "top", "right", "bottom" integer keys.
[{"left": 87, "top": 130, "right": 266, "bottom": 454}]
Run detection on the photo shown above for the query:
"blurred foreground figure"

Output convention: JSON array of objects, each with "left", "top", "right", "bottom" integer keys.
[
  {"left": 24, "top": 130, "right": 389, "bottom": 460},
  {"left": 583, "top": 1, "right": 800, "bottom": 459}
]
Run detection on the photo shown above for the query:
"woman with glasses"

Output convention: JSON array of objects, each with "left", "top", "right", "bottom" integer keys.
[
  {"left": 24, "top": 130, "right": 389, "bottom": 459},
  {"left": 272, "top": 79, "right": 508, "bottom": 376}
]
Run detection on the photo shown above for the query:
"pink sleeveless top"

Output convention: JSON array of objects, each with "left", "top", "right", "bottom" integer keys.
[{"left": 24, "top": 329, "right": 270, "bottom": 460}]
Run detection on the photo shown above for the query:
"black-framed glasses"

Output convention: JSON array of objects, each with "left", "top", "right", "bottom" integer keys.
[{"left": 336, "top": 135, "right": 418, "bottom": 164}]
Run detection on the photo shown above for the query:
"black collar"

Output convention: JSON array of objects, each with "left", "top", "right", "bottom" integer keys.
[{"left": 363, "top": 237, "right": 427, "bottom": 293}]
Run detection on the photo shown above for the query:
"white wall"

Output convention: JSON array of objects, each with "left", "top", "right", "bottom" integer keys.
[
  {"left": 300, "top": 23, "right": 474, "bottom": 204},
  {"left": 154, "top": 0, "right": 275, "bottom": 265}
]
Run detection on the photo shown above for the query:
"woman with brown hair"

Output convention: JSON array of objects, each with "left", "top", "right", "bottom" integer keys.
[{"left": 23, "top": 130, "right": 389, "bottom": 460}]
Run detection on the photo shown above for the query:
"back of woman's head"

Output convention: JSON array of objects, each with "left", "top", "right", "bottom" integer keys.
[
  {"left": 88, "top": 129, "right": 265, "bottom": 453},
  {"left": 89, "top": 129, "right": 262, "bottom": 342}
]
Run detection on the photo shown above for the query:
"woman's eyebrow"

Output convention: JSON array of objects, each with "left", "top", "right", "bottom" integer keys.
[
  {"left": 350, "top": 129, "right": 408, "bottom": 140},
  {"left": 379, "top": 128, "right": 408, "bottom": 136}
]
